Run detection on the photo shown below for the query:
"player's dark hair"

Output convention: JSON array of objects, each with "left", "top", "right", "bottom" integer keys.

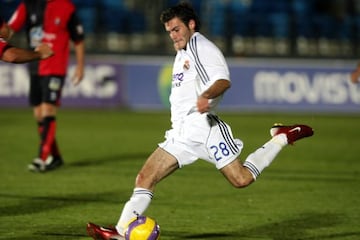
[{"left": 160, "top": 1, "right": 201, "bottom": 31}]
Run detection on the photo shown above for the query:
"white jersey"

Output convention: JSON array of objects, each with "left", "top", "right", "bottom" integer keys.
[
  {"left": 160, "top": 33, "right": 241, "bottom": 169},
  {"left": 169, "top": 32, "right": 230, "bottom": 130}
]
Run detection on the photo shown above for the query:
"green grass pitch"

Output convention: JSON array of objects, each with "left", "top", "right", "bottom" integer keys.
[{"left": 0, "top": 108, "right": 359, "bottom": 240}]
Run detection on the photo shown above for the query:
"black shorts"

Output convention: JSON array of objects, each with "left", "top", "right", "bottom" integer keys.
[{"left": 29, "top": 75, "right": 65, "bottom": 107}]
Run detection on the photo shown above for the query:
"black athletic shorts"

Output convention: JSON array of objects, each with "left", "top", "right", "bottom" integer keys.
[{"left": 29, "top": 75, "right": 65, "bottom": 107}]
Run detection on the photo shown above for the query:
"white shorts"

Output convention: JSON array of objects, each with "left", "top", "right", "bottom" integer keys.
[{"left": 158, "top": 113, "right": 243, "bottom": 169}]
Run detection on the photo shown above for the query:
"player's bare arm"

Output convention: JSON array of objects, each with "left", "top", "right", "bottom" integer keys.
[
  {"left": 2, "top": 43, "right": 53, "bottom": 63},
  {"left": 72, "top": 41, "right": 85, "bottom": 85},
  {"left": 197, "top": 79, "right": 231, "bottom": 113},
  {"left": 350, "top": 63, "right": 360, "bottom": 84}
]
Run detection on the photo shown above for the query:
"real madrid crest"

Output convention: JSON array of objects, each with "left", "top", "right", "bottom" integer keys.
[{"left": 183, "top": 60, "right": 190, "bottom": 70}]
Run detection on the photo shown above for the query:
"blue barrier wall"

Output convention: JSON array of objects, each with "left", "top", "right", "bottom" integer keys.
[{"left": 0, "top": 56, "right": 358, "bottom": 113}]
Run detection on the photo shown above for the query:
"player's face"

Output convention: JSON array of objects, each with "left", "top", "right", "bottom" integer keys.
[{"left": 164, "top": 17, "right": 195, "bottom": 51}]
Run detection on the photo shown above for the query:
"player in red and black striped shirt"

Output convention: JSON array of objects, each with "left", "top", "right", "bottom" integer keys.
[{"left": 8, "top": 0, "right": 85, "bottom": 172}]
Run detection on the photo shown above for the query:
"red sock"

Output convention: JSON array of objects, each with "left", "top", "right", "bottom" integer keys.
[
  {"left": 39, "top": 116, "right": 56, "bottom": 161},
  {"left": 38, "top": 119, "right": 62, "bottom": 160}
]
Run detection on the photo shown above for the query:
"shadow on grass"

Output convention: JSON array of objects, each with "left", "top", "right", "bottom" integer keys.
[
  {"left": 266, "top": 169, "right": 359, "bottom": 183},
  {"left": 0, "top": 191, "right": 126, "bottom": 217},
  {"left": 162, "top": 212, "right": 360, "bottom": 240},
  {"left": 67, "top": 152, "right": 149, "bottom": 167},
  {"left": 4, "top": 212, "right": 360, "bottom": 240},
  {"left": 4, "top": 224, "right": 89, "bottom": 240}
]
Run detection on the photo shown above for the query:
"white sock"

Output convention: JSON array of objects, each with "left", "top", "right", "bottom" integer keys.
[
  {"left": 115, "top": 187, "right": 153, "bottom": 235},
  {"left": 243, "top": 134, "right": 287, "bottom": 179}
]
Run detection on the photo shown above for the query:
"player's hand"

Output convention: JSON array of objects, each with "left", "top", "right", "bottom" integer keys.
[
  {"left": 197, "top": 96, "right": 210, "bottom": 113},
  {"left": 71, "top": 67, "right": 84, "bottom": 86},
  {"left": 71, "top": 76, "right": 81, "bottom": 85},
  {"left": 35, "top": 43, "right": 54, "bottom": 59},
  {"left": 350, "top": 70, "right": 360, "bottom": 84}
]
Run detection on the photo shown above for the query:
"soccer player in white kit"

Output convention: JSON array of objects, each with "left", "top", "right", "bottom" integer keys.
[{"left": 87, "top": 2, "right": 314, "bottom": 239}]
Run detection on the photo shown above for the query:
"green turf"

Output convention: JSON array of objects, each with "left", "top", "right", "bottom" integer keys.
[{"left": 0, "top": 108, "right": 359, "bottom": 240}]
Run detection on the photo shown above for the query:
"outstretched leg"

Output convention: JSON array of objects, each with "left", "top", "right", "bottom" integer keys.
[
  {"left": 222, "top": 124, "right": 314, "bottom": 185},
  {"left": 115, "top": 147, "right": 179, "bottom": 235}
]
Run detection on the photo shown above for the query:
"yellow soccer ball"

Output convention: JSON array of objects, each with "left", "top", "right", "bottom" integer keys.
[{"left": 125, "top": 216, "right": 160, "bottom": 240}]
